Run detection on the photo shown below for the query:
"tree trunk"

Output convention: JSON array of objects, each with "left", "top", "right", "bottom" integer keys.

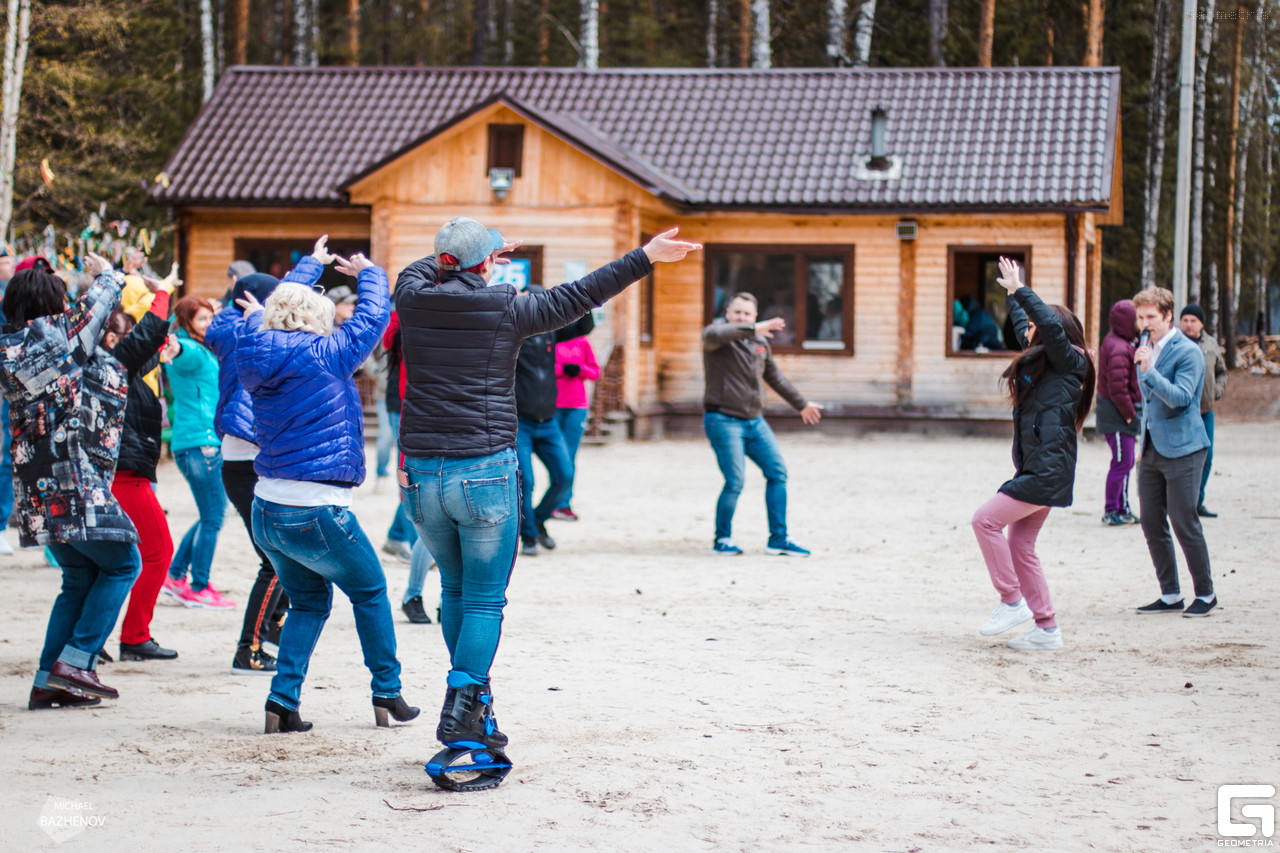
[
  {"left": 503, "top": 0, "right": 514, "bottom": 64},
  {"left": 281, "top": 0, "right": 293, "bottom": 66},
  {"left": 1083, "top": 0, "right": 1103, "bottom": 66},
  {"left": 1188, "top": 0, "right": 1216, "bottom": 305},
  {"left": 1227, "top": 12, "right": 1259, "bottom": 366},
  {"left": 538, "top": 0, "right": 550, "bottom": 65},
  {"left": 200, "top": 0, "right": 216, "bottom": 100},
  {"left": 471, "top": 0, "right": 488, "bottom": 65},
  {"left": 1042, "top": 0, "right": 1054, "bottom": 65},
  {"left": 977, "top": 0, "right": 995, "bottom": 67},
  {"left": 0, "top": 0, "right": 31, "bottom": 241},
  {"left": 293, "top": 0, "right": 309, "bottom": 65},
  {"left": 415, "top": 0, "right": 431, "bottom": 65},
  {"left": 751, "top": 0, "right": 770, "bottom": 68},
  {"left": 346, "top": 0, "right": 359, "bottom": 66},
  {"left": 738, "top": 0, "right": 751, "bottom": 67},
  {"left": 852, "top": 0, "right": 875, "bottom": 66},
  {"left": 1139, "top": 0, "right": 1171, "bottom": 292},
  {"left": 706, "top": 0, "right": 718, "bottom": 67},
  {"left": 580, "top": 0, "right": 599, "bottom": 68},
  {"left": 229, "top": 0, "right": 248, "bottom": 65},
  {"left": 827, "top": 0, "right": 848, "bottom": 65},
  {"left": 928, "top": 0, "right": 947, "bottom": 66},
  {"left": 1259, "top": 131, "right": 1272, "bottom": 338},
  {"left": 1222, "top": 3, "right": 1244, "bottom": 356}
]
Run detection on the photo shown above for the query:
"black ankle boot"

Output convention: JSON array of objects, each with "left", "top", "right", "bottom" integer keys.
[
  {"left": 373, "top": 694, "right": 420, "bottom": 727},
  {"left": 264, "top": 699, "right": 312, "bottom": 734},
  {"left": 437, "top": 681, "right": 507, "bottom": 749}
]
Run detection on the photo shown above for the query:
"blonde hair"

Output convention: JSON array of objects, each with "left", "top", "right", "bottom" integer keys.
[
  {"left": 1132, "top": 286, "right": 1174, "bottom": 316},
  {"left": 262, "top": 282, "right": 335, "bottom": 336}
]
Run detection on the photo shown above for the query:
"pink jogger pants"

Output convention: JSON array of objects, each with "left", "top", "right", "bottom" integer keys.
[{"left": 971, "top": 492, "right": 1057, "bottom": 629}]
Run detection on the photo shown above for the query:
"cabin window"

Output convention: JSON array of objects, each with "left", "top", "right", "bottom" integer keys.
[
  {"left": 233, "top": 238, "right": 371, "bottom": 292},
  {"left": 705, "top": 245, "right": 854, "bottom": 355},
  {"left": 489, "top": 245, "right": 543, "bottom": 290},
  {"left": 947, "top": 246, "right": 1031, "bottom": 356},
  {"left": 487, "top": 124, "right": 524, "bottom": 178}
]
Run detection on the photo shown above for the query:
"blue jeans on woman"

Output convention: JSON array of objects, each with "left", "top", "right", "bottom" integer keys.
[
  {"left": 405, "top": 537, "right": 435, "bottom": 604},
  {"left": 516, "top": 418, "right": 573, "bottom": 539},
  {"left": 251, "top": 500, "right": 402, "bottom": 711},
  {"left": 169, "top": 446, "right": 227, "bottom": 591},
  {"left": 703, "top": 412, "right": 789, "bottom": 545},
  {"left": 400, "top": 448, "right": 519, "bottom": 682},
  {"left": 375, "top": 405, "right": 397, "bottom": 479},
  {"left": 37, "top": 541, "right": 141, "bottom": 685},
  {"left": 553, "top": 407, "right": 589, "bottom": 508}
]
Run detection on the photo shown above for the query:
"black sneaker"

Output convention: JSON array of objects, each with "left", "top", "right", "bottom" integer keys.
[
  {"left": 521, "top": 537, "right": 538, "bottom": 557},
  {"left": 1183, "top": 597, "right": 1218, "bottom": 617},
  {"left": 120, "top": 638, "right": 179, "bottom": 660},
  {"left": 1197, "top": 505, "right": 1218, "bottom": 518},
  {"left": 402, "top": 596, "right": 432, "bottom": 624},
  {"left": 232, "top": 645, "right": 277, "bottom": 674},
  {"left": 1117, "top": 511, "right": 1140, "bottom": 525},
  {"left": 1101, "top": 512, "right": 1126, "bottom": 526},
  {"left": 536, "top": 525, "right": 556, "bottom": 550},
  {"left": 1135, "top": 598, "right": 1184, "bottom": 614}
]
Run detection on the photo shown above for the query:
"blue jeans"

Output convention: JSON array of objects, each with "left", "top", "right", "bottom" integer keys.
[
  {"left": 703, "top": 412, "right": 789, "bottom": 544},
  {"left": 1, "top": 398, "right": 12, "bottom": 529},
  {"left": 405, "top": 537, "right": 435, "bottom": 603},
  {"left": 516, "top": 418, "right": 573, "bottom": 539},
  {"left": 375, "top": 405, "right": 397, "bottom": 479},
  {"left": 252, "top": 500, "right": 402, "bottom": 710},
  {"left": 37, "top": 541, "right": 142, "bottom": 684},
  {"left": 554, "top": 407, "right": 589, "bottom": 507},
  {"left": 1199, "top": 411, "right": 1214, "bottom": 506},
  {"left": 386, "top": 497, "right": 420, "bottom": 545},
  {"left": 170, "top": 446, "right": 227, "bottom": 590},
  {"left": 400, "top": 448, "right": 519, "bottom": 682}
]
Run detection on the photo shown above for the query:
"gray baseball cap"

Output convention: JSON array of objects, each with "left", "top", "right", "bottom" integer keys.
[
  {"left": 228, "top": 259, "right": 256, "bottom": 279},
  {"left": 434, "top": 217, "right": 504, "bottom": 271}
]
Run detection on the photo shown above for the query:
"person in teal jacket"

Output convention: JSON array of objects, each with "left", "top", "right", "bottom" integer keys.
[{"left": 162, "top": 296, "right": 234, "bottom": 610}]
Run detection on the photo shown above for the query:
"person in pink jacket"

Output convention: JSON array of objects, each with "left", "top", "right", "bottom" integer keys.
[{"left": 550, "top": 336, "right": 600, "bottom": 521}]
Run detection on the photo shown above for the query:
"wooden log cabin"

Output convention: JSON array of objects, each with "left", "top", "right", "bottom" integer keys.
[{"left": 153, "top": 66, "right": 1122, "bottom": 436}]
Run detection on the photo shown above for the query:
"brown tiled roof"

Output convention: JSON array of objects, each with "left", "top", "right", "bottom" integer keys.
[{"left": 153, "top": 66, "right": 1120, "bottom": 211}]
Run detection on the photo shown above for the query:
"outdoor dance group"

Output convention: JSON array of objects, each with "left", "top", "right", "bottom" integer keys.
[{"left": 0, "top": 213, "right": 1217, "bottom": 789}]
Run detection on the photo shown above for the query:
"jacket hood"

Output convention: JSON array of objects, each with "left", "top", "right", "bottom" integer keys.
[{"left": 1108, "top": 299, "right": 1137, "bottom": 339}]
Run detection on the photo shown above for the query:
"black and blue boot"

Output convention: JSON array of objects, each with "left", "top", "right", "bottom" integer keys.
[{"left": 426, "top": 677, "right": 512, "bottom": 791}]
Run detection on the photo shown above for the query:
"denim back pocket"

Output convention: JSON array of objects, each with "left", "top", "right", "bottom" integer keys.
[
  {"left": 462, "top": 476, "right": 511, "bottom": 526},
  {"left": 271, "top": 517, "right": 331, "bottom": 563}
]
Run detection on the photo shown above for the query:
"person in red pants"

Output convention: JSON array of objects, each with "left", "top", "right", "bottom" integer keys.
[{"left": 101, "top": 282, "right": 181, "bottom": 662}]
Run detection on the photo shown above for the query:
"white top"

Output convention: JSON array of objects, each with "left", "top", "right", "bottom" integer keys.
[
  {"left": 255, "top": 478, "right": 353, "bottom": 508},
  {"left": 221, "top": 435, "right": 260, "bottom": 462},
  {"left": 1151, "top": 326, "right": 1180, "bottom": 368}
]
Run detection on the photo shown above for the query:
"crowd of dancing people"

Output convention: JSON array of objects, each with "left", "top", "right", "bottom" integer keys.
[{"left": 0, "top": 221, "right": 1222, "bottom": 789}]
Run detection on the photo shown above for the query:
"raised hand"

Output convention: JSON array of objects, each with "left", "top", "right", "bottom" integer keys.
[
  {"left": 140, "top": 275, "right": 164, "bottom": 294},
  {"left": 236, "top": 290, "right": 265, "bottom": 314},
  {"left": 643, "top": 228, "right": 702, "bottom": 264},
  {"left": 160, "top": 334, "right": 181, "bottom": 363},
  {"left": 312, "top": 235, "right": 335, "bottom": 265},
  {"left": 333, "top": 253, "right": 374, "bottom": 278},
  {"left": 84, "top": 252, "right": 112, "bottom": 276},
  {"left": 123, "top": 248, "right": 146, "bottom": 275},
  {"left": 493, "top": 239, "right": 523, "bottom": 266},
  {"left": 755, "top": 317, "right": 786, "bottom": 338},
  {"left": 996, "top": 256, "right": 1024, "bottom": 294}
]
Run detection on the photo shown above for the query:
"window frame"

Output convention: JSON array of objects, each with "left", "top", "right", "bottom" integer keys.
[
  {"left": 945, "top": 244, "right": 1033, "bottom": 359},
  {"left": 487, "top": 123, "right": 525, "bottom": 178},
  {"left": 703, "top": 243, "right": 855, "bottom": 356}
]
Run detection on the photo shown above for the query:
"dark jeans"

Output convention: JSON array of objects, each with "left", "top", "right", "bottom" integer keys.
[
  {"left": 1138, "top": 445, "right": 1213, "bottom": 599},
  {"left": 554, "top": 407, "right": 589, "bottom": 508},
  {"left": 253, "top": 500, "right": 402, "bottom": 710},
  {"left": 38, "top": 541, "right": 141, "bottom": 683},
  {"left": 401, "top": 448, "right": 519, "bottom": 682},
  {"left": 222, "top": 460, "right": 288, "bottom": 649},
  {"left": 703, "top": 411, "right": 789, "bottom": 544},
  {"left": 1199, "top": 411, "right": 1214, "bottom": 507},
  {"left": 516, "top": 417, "right": 573, "bottom": 539}
]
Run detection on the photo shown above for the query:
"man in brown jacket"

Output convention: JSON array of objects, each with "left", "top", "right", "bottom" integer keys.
[
  {"left": 1178, "top": 304, "right": 1229, "bottom": 517},
  {"left": 702, "top": 292, "right": 823, "bottom": 556}
]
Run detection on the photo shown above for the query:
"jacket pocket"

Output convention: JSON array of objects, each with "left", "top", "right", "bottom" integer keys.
[{"left": 462, "top": 475, "right": 511, "bottom": 526}]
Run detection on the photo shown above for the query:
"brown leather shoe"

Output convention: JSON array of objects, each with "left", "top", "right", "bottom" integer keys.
[
  {"left": 48, "top": 661, "right": 119, "bottom": 699},
  {"left": 29, "top": 686, "right": 103, "bottom": 710}
]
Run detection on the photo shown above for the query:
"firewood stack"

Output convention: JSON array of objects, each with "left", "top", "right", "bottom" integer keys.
[{"left": 1236, "top": 336, "right": 1280, "bottom": 376}]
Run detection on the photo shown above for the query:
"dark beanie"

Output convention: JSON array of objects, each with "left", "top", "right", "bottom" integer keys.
[
  {"left": 1180, "top": 304, "right": 1206, "bottom": 324},
  {"left": 231, "top": 273, "right": 280, "bottom": 314}
]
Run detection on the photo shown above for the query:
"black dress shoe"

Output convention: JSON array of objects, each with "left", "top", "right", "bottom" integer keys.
[
  {"left": 373, "top": 694, "right": 420, "bottom": 727},
  {"left": 97, "top": 648, "right": 113, "bottom": 664},
  {"left": 120, "top": 639, "right": 179, "bottom": 661},
  {"left": 29, "top": 685, "right": 102, "bottom": 710},
  {"left": 48, "top": 661, "right": 118, "bottom": 698},
  {"left": 264, "top": 699, "right": 312, "bottom": 733},
  {"left": 401, "top": 596, "right": 432, "bottom": 624},
  {"left": 1197, "top": 505, "right": 1218, "bottom": 518}
]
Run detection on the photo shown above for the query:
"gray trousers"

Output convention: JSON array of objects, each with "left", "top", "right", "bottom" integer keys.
[{"left": 1138, "top": 445, "right": 1214, "bottom": 599}]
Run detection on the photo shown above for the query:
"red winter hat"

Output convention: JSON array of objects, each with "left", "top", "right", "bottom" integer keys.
[{"left": 15, "top": 255, "right": 51, "bottom": 272}]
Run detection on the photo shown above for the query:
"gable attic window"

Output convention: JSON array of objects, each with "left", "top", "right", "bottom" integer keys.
[{"left": 487, "top": 124, "right": 524, "bottom": 178}]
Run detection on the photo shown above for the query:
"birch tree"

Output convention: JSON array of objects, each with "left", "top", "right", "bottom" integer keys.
[
  {"left": 827, "top": 0, "right": 848, "bottom": 65},
  {"left": 581, "top": 0, "right": 599, "bottom": 69},
  {"left": 852, "top": 0, "right": 875, "bottom": 66},
  {"left": 1228, "top": 31, "right": 1261, "bottom": 363},
  {"left": 1139, "top": 0, "right": 1172, "bottom": 292},
  {"left": 928, "top": 0, "right": 947, "bottom": 66},
  {"left": 293, "top": 0, "right": 317, "bottom": 66},
  {"left": 706, "top": 0, "right": 718, "bottom": 66},
  {"left": 1187, "top": 0, "right": 1216, "bottom": 304},
  {"left": 200, "top": 0, "right": 216, "bottom": 100},
  {"left": 0, "top": 0, "right": 31, "bottom": 240},
  {"left": 1221, "top": 5, "right": 1245, "bottom": 348},
  {"left": 751, "top": 0, "right": 770, "bottom": 69}
]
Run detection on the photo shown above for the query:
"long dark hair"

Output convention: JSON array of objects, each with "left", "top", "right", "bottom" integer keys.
[
  {"left": 2, "top": 267, "right": 66, "bottom": 326},
  {"left": 1001, "top": 304, "right": 1096, "bottom": 432}
]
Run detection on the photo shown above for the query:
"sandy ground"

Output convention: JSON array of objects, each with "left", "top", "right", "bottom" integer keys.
[{"left": 0, "top": 419, "right": 1277, "bottom": 852}]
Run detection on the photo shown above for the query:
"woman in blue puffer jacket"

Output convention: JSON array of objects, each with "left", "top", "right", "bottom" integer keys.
[{"left": 235, "top": 238, "right": 417, "bottom": 734}]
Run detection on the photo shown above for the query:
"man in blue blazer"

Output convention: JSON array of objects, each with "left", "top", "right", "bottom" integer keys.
[{"left": 1131, "top": 287, "right": 1216, "bottom": 617}]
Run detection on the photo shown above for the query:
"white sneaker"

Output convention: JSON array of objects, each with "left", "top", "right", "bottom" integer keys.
[
  {"left": 0, "top": 533, "right": 13, "bottom": 556},
  {"left": 979, "top": 600, "right": 1033, "bottom": 636},
  {"left": 372, "top": 475, "right": 390, "bottom": 495},
  {"left": 381, "top": 540, "right": 412, "bottom": 563},
  {"left": 1007, "top": 627, "right": 1064, "bottom": 650}
]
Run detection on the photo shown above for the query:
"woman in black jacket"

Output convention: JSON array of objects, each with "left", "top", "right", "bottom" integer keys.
[{"left": 971, "top": 257, "right": 1096, "bottom": 651}]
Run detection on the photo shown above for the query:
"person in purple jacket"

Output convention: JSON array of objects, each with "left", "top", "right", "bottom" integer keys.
[
  {"left": 1095, "top": 299, "right": 1142, "bottom": 526},
  {"left": 235, "top": 238, "right": 418, "bottom": 734}
]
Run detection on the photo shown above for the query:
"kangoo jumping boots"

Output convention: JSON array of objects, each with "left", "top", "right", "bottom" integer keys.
[{"left": 425, "top": 680, "right": 512, "bottom": 792}]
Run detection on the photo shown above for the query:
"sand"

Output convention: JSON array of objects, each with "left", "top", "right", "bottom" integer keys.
[{"left": 1, "top": 420, "right": 1276, "bottom": 852}]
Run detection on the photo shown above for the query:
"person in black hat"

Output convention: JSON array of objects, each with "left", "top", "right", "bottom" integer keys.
[{"left": 1178, "top": 304, "right": 1229, "bottom": 517}]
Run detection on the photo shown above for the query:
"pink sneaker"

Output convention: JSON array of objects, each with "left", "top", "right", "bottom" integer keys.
[
  {"left": 184, "top": 585, "right": 237, "bottom": 610},
  {"left": 161, "top": 575, "right": 191, "bottom": 601}
]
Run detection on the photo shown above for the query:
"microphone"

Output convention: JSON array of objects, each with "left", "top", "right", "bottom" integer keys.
[{"left": 1138, "top": 329, "right": 1151, "bottom": 347}]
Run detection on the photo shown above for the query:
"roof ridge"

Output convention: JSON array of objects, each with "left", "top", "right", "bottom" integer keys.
[{"left": 223, "top": 64, "right": 1120, "bottom": 76}]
